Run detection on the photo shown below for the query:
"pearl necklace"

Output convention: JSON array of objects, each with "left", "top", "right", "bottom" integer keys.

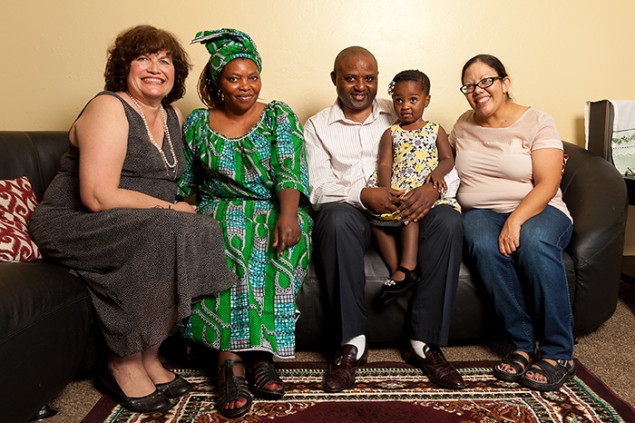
[{"left": 127, "top": 92, "right": 178, "bottom": 180}]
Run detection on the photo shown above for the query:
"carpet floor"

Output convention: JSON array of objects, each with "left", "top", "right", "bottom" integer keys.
[
  {"left": 81, "top": 360, "right": 635, "bottom": 422},
  {"left": 42, "top": 281, "right": 635, "bottom": 423}
]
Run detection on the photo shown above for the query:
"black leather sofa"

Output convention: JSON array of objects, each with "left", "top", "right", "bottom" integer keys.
[
  {"left": 0, "top": 132, "right": 94, "bottom": 423},
  {"left": 0, "top": 130, "right": 628, "bottom": 423}
]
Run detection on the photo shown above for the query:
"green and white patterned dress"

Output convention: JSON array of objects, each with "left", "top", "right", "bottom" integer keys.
[{"left": 178, "top": 100, "right": 313, "bottom": 358}]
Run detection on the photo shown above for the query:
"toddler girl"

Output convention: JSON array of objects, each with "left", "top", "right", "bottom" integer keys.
[{"left": 368, "top": 70, "right": 460, "bottom": 304}]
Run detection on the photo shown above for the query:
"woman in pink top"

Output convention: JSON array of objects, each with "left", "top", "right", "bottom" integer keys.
[{"left": 449, "top": 54, "right": 575, "bottom": 392}]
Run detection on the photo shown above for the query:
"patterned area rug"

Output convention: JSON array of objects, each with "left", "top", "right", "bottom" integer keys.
[{"left": 82, "top": 360, "right": 635, "bottom": 422}]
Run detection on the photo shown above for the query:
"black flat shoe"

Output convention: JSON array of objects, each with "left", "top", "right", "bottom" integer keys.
[
  {"left": 380, "top": 266, "right": 421, "bottom": 305},
  {"left": 155, "top": 372, "right": 193, "bottom": 399},
  {"left": 98, "top": 367, "right": 173, "bottom": 414}
]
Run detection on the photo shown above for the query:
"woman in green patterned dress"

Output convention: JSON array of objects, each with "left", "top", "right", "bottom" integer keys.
[{"left": 178, "top": 29, "right": 312, "bottom": 418}]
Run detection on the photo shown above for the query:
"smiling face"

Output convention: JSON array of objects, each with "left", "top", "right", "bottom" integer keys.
[
  {"left": 461, "top": 61, "right": 510, "bottom": 120},
  {"left": 331, "top": 52, "right": 378, "bottom": 121},
  {"left": 392, "top": 80, "right": 430, "bottom": 127},
  {"left": 126, "top": 49, "right": 175, "bottom": 103},
  {"left": 218, "top": 58, "right": 261, "bottom": 112}
]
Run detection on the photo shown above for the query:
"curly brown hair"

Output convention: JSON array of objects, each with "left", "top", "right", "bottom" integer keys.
[{"left": 104, "top": 25, "right": 191, "bottom": 105}]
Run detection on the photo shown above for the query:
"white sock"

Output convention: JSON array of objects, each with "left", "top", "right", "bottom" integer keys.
[
  {"left": 343, "top": 334, "right": 367, "bottom": 360},
  {"left": 410, "top": 339, "right": 431, "bottom": 359}
]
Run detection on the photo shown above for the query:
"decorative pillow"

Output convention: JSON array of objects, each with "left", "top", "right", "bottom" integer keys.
[{"left": 0, "top": 177, "right": 42, "bottom": 262}]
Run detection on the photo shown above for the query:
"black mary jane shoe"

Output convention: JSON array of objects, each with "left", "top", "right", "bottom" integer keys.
[
  {"left": 98, "top": 367, "right": 173, "bottom": 414},
  {"left": 250, "top": 356, "right": 286, "bottom": 399},
  {"left": 380, "top": 266, "right": 421, "bottom": 305},
  {"left": 492, "top": 351, "right": 537, "bottom": 383},
  {"left": 155, "top": 372, "right": 193, "bottom": 399},
  {"left": 217, "top": 359, "right": 253, "bottom": 418}
]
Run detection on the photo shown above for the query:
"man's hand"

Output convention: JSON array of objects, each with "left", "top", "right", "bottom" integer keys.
[
  {"left": 360, "top": 187, "right": 402, "bottom": 215},
  {"left": 399, "top": 184, "right": 439, "bottom": 224}
]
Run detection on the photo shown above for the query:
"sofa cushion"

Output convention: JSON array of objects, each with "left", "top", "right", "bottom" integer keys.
[{"left": 0, "top": 177, "right": 42, "bottom": 263}]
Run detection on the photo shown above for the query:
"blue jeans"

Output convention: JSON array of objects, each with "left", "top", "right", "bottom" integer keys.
[{"left": 463, "top": 206, "right": 574, "bottom": 359}]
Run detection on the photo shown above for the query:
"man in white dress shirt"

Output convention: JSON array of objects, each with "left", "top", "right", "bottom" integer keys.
[{"left": 304, "top": 46, "right": 465, "bottom": 392}]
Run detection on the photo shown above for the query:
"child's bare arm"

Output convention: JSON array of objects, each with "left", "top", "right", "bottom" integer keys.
[
  {"left": 426, "top": 126, "right": 454, "bottom": 191},
  {"left": 377, "top": 129, "right": 394, "bottom": 188}
]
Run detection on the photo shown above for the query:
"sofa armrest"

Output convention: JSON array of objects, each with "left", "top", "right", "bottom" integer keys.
[
  {"left": 0, "top": 262, "right": 93, "bottom": 423},
  {"left": 561, "top": 142, "right": 627, "bottom": 330}
]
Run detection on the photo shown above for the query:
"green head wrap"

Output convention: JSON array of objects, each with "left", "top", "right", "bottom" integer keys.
[{"left": 191, "top": 28, "right": 262, "bottom": 83}]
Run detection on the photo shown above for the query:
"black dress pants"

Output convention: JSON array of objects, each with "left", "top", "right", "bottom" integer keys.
[{"left": 313, "top": 203, "right": 462, "bottom": 346}]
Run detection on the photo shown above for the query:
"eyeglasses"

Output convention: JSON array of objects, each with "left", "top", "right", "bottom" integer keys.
[{"left": 460, "top": 77, "right": 503, "bottom": 94}]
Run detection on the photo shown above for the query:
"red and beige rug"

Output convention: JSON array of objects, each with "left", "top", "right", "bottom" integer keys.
[{"left": 82, "top": 360, "right": 635, "bottom": 422}]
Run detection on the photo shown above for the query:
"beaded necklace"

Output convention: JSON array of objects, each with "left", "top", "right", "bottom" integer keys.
[{"left": 127, "top": 92, "right": 178, "bottom": 180}]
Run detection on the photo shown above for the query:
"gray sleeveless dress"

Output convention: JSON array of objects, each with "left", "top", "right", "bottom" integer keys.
[{"left": 29, "top": 91, "right": 236, "bottom": 357}]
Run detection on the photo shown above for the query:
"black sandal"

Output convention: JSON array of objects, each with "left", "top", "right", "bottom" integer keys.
[
  {"left": 217, "top": 359, "right": 252, "bottom": 418},
  {"left": 250, "top": 357, "right": 285, "bottom": 399},
  {"left": 521, "top": 359, "right": 576, "bottom": 391},
  {"left": 380, "top": 266, "right": 421, "bottom": 305},
  {"left": 492, "top": 351, "right": 536, "bottom": 383}
]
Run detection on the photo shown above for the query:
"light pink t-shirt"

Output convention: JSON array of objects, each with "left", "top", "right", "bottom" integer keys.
[{"left": 449, "top": 107, "right": 572, "bottom": 221}]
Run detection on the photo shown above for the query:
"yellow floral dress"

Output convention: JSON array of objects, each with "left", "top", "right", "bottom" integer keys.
[{"left": 368, "top": 122, "right": 460, "bottom": 223}]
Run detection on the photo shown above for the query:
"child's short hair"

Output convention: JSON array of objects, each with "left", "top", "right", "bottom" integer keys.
[{"left": 389, "top": 70, "right": 431, "bottom": 96}]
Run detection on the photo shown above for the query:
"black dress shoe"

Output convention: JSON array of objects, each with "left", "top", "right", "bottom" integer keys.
[
  {"left": 403, "top": 344, "right": 465, "bottom": 389},
  {"left": 155, "top": 372, "right": 193, "bottom": 399},
  {"left": 323, "top": 343, "right": 368, "bottom": 393},
  {"left": 98, "top": 367, "right": 173, "bottom": 413}
]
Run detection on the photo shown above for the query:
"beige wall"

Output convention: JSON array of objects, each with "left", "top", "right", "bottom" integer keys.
[{"left": 2, "top": 0, "right": 635, "bottom": 146}]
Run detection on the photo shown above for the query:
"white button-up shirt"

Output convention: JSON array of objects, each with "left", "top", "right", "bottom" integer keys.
[{"left": 304, "top": 98, "right": 395, "bottom": 209}]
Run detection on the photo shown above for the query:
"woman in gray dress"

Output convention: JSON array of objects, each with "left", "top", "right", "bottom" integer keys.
[{"left": 29, "top": 25, "right": 236, "bottom": 414}]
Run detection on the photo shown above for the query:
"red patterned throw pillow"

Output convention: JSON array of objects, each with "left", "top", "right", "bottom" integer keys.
[{"left": 0, "top": 177, "right": 43, "bottom": 262}]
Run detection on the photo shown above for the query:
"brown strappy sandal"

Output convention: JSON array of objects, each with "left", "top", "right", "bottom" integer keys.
[{"left": 217, "top": 359, "right": 252, "bottom": 418}]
